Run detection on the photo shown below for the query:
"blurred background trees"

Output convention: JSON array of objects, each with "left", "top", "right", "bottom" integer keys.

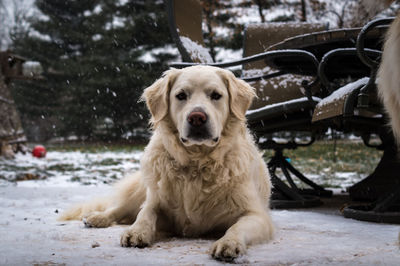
[
  {"left": 9, "top": 0, "right": 176, "bottom": 141},
  {"left": 1, "top": 0, "right": 399, "bottom": 142}
]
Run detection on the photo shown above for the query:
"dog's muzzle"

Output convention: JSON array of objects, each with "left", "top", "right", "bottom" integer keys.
[{"left": 181, "top": 107, "right": 218, "bottom": 144}]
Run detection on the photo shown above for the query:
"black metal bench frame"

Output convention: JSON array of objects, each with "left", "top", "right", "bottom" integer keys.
[{"left": 317, "top": 17, "right": 400, "bottom": 224}]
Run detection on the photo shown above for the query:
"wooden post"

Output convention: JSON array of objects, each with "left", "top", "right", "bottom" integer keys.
[{"left": 0, "top": 52, "right": 27, "bottom": 158}]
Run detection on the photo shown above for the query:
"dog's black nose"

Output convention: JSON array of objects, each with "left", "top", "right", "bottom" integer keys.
[{"left": 187, "top": 111, "right": 207, "bottom": 126}]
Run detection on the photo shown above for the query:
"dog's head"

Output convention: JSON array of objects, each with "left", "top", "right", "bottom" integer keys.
[{"left": 142, "top": 65, "right": 255, "bottom": 147}]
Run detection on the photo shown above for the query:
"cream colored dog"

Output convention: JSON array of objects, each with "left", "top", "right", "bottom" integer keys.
[
  {"left": 378, "top": 13, "right": 400, "bottom": 145},
  {"left": 59, "top": 65, "right": 274, "bottom": 261}
]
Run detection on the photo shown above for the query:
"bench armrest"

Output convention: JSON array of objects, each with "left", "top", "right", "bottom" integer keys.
[{"left": 170, "top": 49, "right": 318, "bottom": 71}]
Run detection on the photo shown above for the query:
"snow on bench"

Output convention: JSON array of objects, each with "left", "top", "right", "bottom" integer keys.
[
  {"left": 317, "top": 77, "right": 369, "bottom": 107},
  {"left": 179, "top": 36, "right": 213, "bottom": 64},
  {"left": 246, "top": 96, "right": 321, "bottom": 121}
]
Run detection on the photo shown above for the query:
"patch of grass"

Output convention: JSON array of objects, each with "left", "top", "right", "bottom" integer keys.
[
  {"left": 70, "top": 176, "right": 81, "bottom": 182},
  {"left": 0, "top": 140, "right": 384, "bottom": 188},
  {"left": 46, "top": 142, "right": 146, "bottom": 153},
  {"left": 47, "top": 164, "right": 81, "bottom": 172},
  {"left": 0, "top": 163, "right": 34, "bottom": 172},
  {"left": 264, "top": 140, "right": 382, "bottom": 174},
  {"left": 263, "top": 140, "right": 383, "bottom": 188},
  {"left": 97, "top": 158, "right": 122, "bottom": 166}
]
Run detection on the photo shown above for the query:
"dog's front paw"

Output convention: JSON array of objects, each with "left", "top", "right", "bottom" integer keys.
[
  {"left": 83, "top": 212, "right": 113, "bottom": 228},
  {"left": 211, "top": 237, "right": 246, "bottom": 262},
  {"left": 120, "top": 227, "right": 153, "bottom": 248}
]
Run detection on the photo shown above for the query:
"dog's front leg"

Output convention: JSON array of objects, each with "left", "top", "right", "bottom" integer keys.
[
  {"left": 211, "top": 210, "right": 273, "bottom": 261},
  {"left": 120, "top": 188, "right": 159, "bottom": 248}
]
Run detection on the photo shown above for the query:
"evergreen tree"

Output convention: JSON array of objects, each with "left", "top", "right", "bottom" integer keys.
[
  {"left": 11, "top": 0, "right": 176, "bottom": 141},
  {"left": 200, "top": 0, "right": 242, "bottom": 63}
]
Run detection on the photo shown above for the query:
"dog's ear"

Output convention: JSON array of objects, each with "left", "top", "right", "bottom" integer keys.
[
  {"left": 219, "top": 69, "right": 256, "bottom": 121},
  {"left": 141, "top": 69, "right": 180, "bottom": 126}
]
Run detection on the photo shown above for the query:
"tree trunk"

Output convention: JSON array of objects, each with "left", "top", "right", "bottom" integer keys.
[
  {"left": 0, "top": 55, "right": 26, "bottom": 158},
  {"left": 300, "top": 0, "right": 307, "bottom": 22},
  {"left": 255, "top": 0, "right": 266, "bottom": 23},
  {"left": 202, "top": 1, "right": 217, "bottom": 62}
]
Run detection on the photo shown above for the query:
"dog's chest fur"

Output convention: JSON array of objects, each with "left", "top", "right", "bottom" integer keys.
[{"left": 156, "top": 157, "right": 244, "bottom": 237}]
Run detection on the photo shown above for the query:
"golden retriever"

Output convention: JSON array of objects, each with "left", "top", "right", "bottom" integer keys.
[
  {"left": 59, "top": 65, "right": 274, "bottom": 261},
  {"left": 378, "top": 12, "right": 400, "bottom": 145}
]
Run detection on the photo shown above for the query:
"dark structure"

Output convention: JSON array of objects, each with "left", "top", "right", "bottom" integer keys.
[
  {"left": 166, "top": 0, "right": 400, "bottom": 223},
  {"left": 0, "top": 51, "right": 29, "bottom": 158}
]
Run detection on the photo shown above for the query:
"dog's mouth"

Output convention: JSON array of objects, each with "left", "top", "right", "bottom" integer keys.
[
  {"left": 180, "top": 133, "right": 220, "bottom": 146},
  {"left": 188, "top": 124, "right": 211, "bottom": 140},
  {"left": 181, "top": 136, "right": 219, "bottom": 144}
]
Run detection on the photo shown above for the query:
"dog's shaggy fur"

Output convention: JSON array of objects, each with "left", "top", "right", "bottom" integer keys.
[
  {"left": 59, "top": 65, "right": 274, "bottom": 261},
  {"left": 378, "top": 13, "right": 400, "bottom": 145}
]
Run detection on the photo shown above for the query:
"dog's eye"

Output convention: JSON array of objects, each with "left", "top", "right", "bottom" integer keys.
[
  {"left": 176, "top": 92, "right": 187, "bottom": 101},
  {"left": 211, "top": 92, "right": 222, "bottom": 100}
]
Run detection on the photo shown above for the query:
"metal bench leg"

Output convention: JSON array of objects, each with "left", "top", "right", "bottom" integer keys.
[
  {"left": 268, "top": 150, "right": 323, "bottom": 209},
  {"left": 343, "top": 131, "right": 400, "bottom": 224},
  {"left": 268, "top": 148, "right": 332, "bottom": 199},
  {"left": 269, "top": 166, "right": 322, "bottom": 209},
  {"left": 280, "top": 160, "right": 300, "bottom": 191},
  {"left": 349, "top": 141, "right": 400, "bottom": 201},
  {"left": 283, "top": 158, "right": 333, "bottom": 197},
  {"left": 343, "top": 184, "right": 400, "bottom": 224}
]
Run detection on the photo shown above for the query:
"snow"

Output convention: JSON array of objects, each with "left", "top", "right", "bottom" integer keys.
[
  {"left": 0, "top": 150, "right": 142, "bottom": 187},
  {"left": 1, "top": 149, "right": 399, "bottom": 265},
  {"left": 303, "top": 172, "right": 367, "bottom": 191},
  {"left": 138, "top": 45, "right": 179, "bottom": 63},
  {"left": 179, "top": 36, "right": 214, "bottom": 63},
  {"left": 227, "top": 7, "right": 262, "bottom": 25},
  {"left": 22, "top": 61, "right": 43, "bottom": 76},
  {"left": 317, "top": 77, "right": 369, "bottom": 107},
  {"left": 246, "top": 96, "right": 321, "bottom": 115},
  {"left": 118, "top": 0, "right": 130, "bottom": 6},
  {"left": 0, "top": 96, "right": 14, "bottom": 104},
  {"left": 0, "top": 184, "right": 399, "bottom": 265},
  {"left": 93, "top": 5, "right": 102, "bottom": 15},
  {"left": 105, "top": 18, "right": 124, "bottom": 30},
  {"left": 242, "top": 66, "right": 274, "bottom": 78},
  {"left": 0, "top": 0, "right": 36, "bottom": 49},
  {"left": 214, "top": 47, "right": 243, "bottom": 62},
  {"left": 242, "top": 66, "right": 315, "bottom": 102},
  {"left": 92, "top": 34, "right": 103, "bottom": 41}
]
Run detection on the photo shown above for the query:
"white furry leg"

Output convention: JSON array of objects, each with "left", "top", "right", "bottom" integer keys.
[
  {"left": 83, "top": 209, "right": 118, "bottom": 228},
  {"left": 211, "top": 211, "right": 274, "bottom": 262},
  {"left": 120, "top": 189, "right": 159, "bottom": 248}
]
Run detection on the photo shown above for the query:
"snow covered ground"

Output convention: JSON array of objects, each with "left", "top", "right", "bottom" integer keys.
[
  {"left": 1, "top": 150, "right": 399, "bottom": 265},
  {"left": 0, "top": 150, "right": 142, "bottom": 187}
]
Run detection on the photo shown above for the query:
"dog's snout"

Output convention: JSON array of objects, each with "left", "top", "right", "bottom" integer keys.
[{"left": 187, "top": 111, "right": 207, "bottom": 126}]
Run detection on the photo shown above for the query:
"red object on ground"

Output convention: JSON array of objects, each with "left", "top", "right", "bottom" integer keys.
[{"left": 32, "top": 145, "right": 46, "bottom": 158}]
